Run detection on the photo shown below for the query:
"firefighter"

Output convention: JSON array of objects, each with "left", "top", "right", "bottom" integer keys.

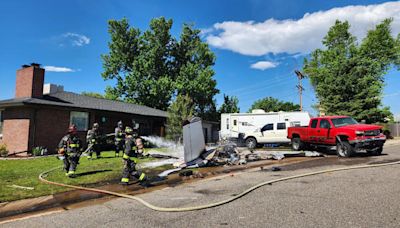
[
  {"left": 120, "top": 126, "right": 148, "bottom": 186},
  {"left": 58, "top": 124, "right": 82, "bottom": 178},
  {"left": 114, "top": 120, "right": 125, "bottom": 157},
  {"left": 86, "top": 123, "right": 102, "bottom": 159}
]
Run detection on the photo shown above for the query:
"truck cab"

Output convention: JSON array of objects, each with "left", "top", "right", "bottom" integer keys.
[
  {"left": 287, "top": 116, "right": 386, "bottom": 157},
  {"left": 243, "top": 121, "right": 290, "bottom": 149}
]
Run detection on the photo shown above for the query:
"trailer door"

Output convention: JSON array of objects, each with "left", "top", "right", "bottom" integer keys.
[{"left": 231, "top": 116, "right": 240, "bottom": 137}]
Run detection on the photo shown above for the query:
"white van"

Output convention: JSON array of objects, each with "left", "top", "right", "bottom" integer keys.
[{"left": 220, "top": 110, "right": 310, "bottom": 149}]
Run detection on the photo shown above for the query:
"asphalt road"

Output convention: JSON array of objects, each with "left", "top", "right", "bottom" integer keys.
[{"left": 3, "top": 142, "right": 400, "bottom": 228}]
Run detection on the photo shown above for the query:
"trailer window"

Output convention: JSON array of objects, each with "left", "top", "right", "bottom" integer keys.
[
  {"left": 261, "top": 124, "right": 273, "bottom": 131},
  {"left": 277, "top": 123, "right": 286, "bottom": 130},
  {"left": 310, "top": 119, "right": 318, "bottom": 128}
]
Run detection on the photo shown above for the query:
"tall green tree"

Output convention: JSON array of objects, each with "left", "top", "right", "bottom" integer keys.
[
  {"left": 304, "top": 19, "right": 399, "bottom": 123},
  {"left": 101, "top": 18, "right": 219, "bottom": 116},
  {"left": 219, "top": 94, "right": 240, "bottom": 113},
  {"left": 101, "top": 17, "right": 174, "bottom": 110},
  {"left": 173, "top": 24, "right": 219, "bottom": 119},
  {"left": 249, "top": 97, "right": 300, "bottom": 112},
  {"left": 166, "top": 95, "right": 194, "bottom": 142}
]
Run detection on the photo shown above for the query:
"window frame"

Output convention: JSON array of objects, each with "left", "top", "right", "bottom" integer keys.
[
  {"left": 261, "top": 123, "right": 274, "bottom": 132},
  {"left": 310, "top": 119, "right": 318, "bottom": 128},
  {"left": 69, "top": 111, "right": 89, "bottom": 131},
  {"left": 319, "top": 119, "right": 331, "bottom": 129},
  {"left": 277, "top": 122, "right": 286, "bottom": 130}
]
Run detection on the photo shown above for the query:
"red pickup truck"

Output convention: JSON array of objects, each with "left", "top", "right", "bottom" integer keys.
[{"left": 287, "top": 116, "right": 386, "bottom": 157}]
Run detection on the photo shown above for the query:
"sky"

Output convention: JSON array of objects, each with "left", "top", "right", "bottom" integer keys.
[{"left": 0, "top": 0, "right": 399, "bottom": 118}]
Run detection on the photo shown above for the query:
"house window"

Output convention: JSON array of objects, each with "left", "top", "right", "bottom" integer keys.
[
  {"left": 70, "top": 111, "right": 89, "bottom": 131},
  {"left": 0, "top": 111, "right": 3, "bottom": 134},
  {"left": 233, "top": 120, "right": 237, "bottom": 126},
  {"left": 226, "top": 118, "right": 229, "bottom": 130},
  {"left": 277, "top": 122, "right": 286, "bottom": 130}
]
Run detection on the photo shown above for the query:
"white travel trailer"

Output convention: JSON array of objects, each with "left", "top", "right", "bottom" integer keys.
[{"left": 220, "top": 110, "right": 311, "bottom": 148}]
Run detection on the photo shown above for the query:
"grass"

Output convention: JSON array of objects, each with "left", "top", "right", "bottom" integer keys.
[{"left": 0, "top": 151, "right": 170, "bottom": 202}]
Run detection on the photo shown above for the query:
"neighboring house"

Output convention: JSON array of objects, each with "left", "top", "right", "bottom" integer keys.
[{"left": 0, "top": 64, "right": 167, "bottom": 156}]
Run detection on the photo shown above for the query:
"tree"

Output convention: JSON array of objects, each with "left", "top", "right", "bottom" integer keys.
[
  {"left": 219, "top": 94, "right": 240, "bottom": 113},
  {"left": 101, "top": 18, "right": 219, "bottom": 116},
  {"left": 81, "top": 92, "right": 105, "bottom": 99},
  {"left": 173, "top": 24, "right": 219, "bottom": 119},
  {"left": 101, "top": 17, "right": 174, "bottom": 110},
  {"left": 249, "top": 97, "right": 300, "bottom": 112},
  {"left": 166, "top": 95, "right": 194, "bottom": 142},
  {"left": 82, "top": 90, "right": 120, "bottom": 101},
  {"left": 304, "top": 19, "right": 400, "bottom": 123}
]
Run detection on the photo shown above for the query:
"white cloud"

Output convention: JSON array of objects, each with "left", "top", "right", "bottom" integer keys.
[
  {"left": 250, "top": 61, "right": 278, "bottom": 70},
  {"left": 62, "top": 33, "right": 90, "bottom": 46},
  {"left": 44, "top": 66, "right": 75, "bottom": 72},
  {"left": 206, "top": 1, "right": 400, "bottom": 56}
]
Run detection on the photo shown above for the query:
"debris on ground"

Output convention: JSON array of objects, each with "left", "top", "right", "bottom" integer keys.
[
  {"left": 271, "top": 166, "right": 282, "bottom": 171},
  {"left": 7, "top": 185, "right": 34, "bottom": 190}
]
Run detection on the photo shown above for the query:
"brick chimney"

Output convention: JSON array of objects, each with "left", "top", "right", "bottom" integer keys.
[{"left": 15, "top": 63, "right": 45, "bottom": 98}]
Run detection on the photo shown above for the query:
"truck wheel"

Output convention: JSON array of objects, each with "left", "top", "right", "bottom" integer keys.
[
  {"left": 291, "top": 137, "right": 303, "bottom": 151},
  {"left": 367, "top": 146, "right": 383, "bottom": 156},
  {"left": 245, "top": 137, "right": 257, "bottom": 149},
  {"left": 336, "top": 141, "right": 353, "bottom": 157}
]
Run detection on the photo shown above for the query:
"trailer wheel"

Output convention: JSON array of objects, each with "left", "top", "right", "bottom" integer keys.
[
  {"left": 291, "top": 137, "right": 303, "bottom": 151},
  {"left": 336, "top": 140, "right": 353, "bottom": 157},
  {"left": 245, "top": 137, "right": 257, "bottom": 149}
]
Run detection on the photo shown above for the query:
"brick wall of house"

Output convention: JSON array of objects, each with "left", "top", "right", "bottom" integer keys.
[
  {"left": 34, "top": 107, "right": 71, "bottom": 153},
  {"left": 2, "top": 107, "right": 34, "bottom": 155},
  {"left": 1, "top": 105, "right": 167, "bottom": 156}
]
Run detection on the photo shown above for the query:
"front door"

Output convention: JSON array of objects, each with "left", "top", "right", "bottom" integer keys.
[
  {"left": 260, "top": 123, "right": 274, "bottom": 143},
  {"left": 317, "top": 119, "right": 334, "bottom": 144}
]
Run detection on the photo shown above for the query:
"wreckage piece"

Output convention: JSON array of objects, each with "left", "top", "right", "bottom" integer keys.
[{"left": 183, "top": 117, "right": 206, "bottom": 163}]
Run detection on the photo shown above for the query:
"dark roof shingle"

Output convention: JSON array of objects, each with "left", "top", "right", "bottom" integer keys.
[{"left": 0, "top": 92, "right": 168, "bottom": 118}]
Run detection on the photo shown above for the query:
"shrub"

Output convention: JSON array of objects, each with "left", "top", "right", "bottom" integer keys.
[
  {"left": 31, "top": 146, "right": 48, "bottom": 156},
  {"left": 0, "top": 143, "right": 8, "bottom": 157}
]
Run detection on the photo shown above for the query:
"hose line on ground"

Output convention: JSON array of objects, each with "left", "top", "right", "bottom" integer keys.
[{"left": 39, "top": 160, "right": 400, "bottom": 212}]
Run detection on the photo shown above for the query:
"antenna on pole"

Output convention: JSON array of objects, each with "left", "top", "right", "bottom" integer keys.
[{"left": 294, "top": 70, "right": 305, "bottom": 111}]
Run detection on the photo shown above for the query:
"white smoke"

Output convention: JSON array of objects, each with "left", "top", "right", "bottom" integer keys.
[{"left": 141, "top": 136, "right": 184, "bottom": 168}]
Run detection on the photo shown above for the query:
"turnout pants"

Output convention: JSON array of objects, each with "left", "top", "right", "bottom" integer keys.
[
  {"left": 121, "top": 158, "right": 146, "bottom": 183},
  {"left": 115, "top": 141, "right": 124, "bottom": 156},
  {"left": 88, "top": 144, "right": 101, "bottom": 158},
  {"left": 64, "top": 153, "right": 80, "bottom": 174}
]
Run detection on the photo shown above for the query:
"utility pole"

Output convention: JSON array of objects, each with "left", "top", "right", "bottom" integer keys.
[{"left": 294, "top": 70, "right": 305, "bottom": 111}]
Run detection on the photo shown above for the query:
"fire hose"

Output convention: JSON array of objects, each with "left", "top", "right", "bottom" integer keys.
[{"left": 39, "top": 159, "right": 400, "bottom": 212}]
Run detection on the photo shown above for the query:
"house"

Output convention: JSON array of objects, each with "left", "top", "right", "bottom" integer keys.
[{"left": 0, "top": 64, "right": 167, "bottom": 156}]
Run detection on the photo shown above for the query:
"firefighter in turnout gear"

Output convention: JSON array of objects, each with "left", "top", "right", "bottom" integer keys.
[
  {"left": 86, "top": 123, "right": 102, "bottom": 159},
  {"left": 120, "top": 126, "right": 148, "bottom": 186},
  {"left": 114, "top": 121, "right": 125, "bottom": 157},
  {"left": 58, "top": 125, "right": 82, "bottom": 178}
]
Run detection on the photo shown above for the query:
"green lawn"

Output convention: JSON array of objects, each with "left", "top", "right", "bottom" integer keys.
[{"left": 0, "top": 151, "right": 169, "bottom": 202}]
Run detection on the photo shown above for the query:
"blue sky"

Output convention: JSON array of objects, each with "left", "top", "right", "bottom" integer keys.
[{"left": 0, "top": 0, "right": 399, "bottom": 117}]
